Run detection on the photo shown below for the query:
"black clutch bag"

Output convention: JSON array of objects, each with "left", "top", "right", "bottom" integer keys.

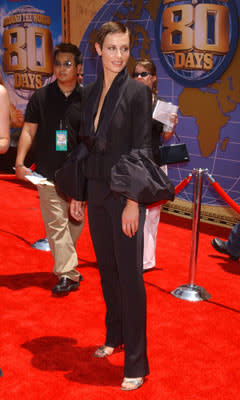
[{"left": 159, "top": 134, "right": 190, "bottom": 165}]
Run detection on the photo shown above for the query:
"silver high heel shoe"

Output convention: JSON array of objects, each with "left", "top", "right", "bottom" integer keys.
[
  {"left": 121, "top": 377, "right": 144, "bottom": 391},
  {"left": 93, "top": 345, "right": 115, "bottom": 358}
]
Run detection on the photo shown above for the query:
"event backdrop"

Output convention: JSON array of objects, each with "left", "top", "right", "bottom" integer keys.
[
  {"left": 73, "top": 0, "right": 240, "bottom": 224},
  {"left": 1, "top": 0, "right": 240, "bottom": 225},
  {"left": 0, "top": 0, "right": 61, "bottom": 144}
]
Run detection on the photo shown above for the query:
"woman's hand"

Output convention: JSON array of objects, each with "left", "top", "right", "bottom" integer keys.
[
  {"left": 169, "top": 112, "right": 178, "bottom": 129},
  {"left": 122, "top": 199, "right": 139, "bottom": 238},
  {"left": 164, "top": 112, "right": 179, "bottom": 141},
  {"left": 15, "top": 165, "right": 32, "bottom": 181},
  {"left": 70, "top": 199, "right": 85, "bottom": 221}
]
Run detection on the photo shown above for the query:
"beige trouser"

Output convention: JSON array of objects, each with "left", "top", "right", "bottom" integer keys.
[
  {"left": 143, "top": 164, "right": 168, "bottom": 270},
  {"left": 37, "top": 184, "right": 84, "bottom": 281},
  {"left": 143, "top": 205, "right": 161, "bottom": 270}
]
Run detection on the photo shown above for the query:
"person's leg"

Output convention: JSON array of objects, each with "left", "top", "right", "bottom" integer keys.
[
  {"left": 142, "top": 163, "right": 167, "bottom": 271},
  {"left": 88, "top": 180, "right": 148, "bottom": 378},
  {"left": 87, "top": 181, "right": 123, "bottom": 348},
  {"left": 107, "top": 195, "right": 149, "bottom": 379},
  {"left": 227, "top": 222, "right": 240, "bottom": 257},
  {"left": 38, "top": 184, "right": 83, "bottom": 281},
  {"left": 143, "top": 205, "right": 161, "bottom": 270}
]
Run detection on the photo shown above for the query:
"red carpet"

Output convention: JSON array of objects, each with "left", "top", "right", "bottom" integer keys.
[{"left": 0, "top": 178, "right": 240, "bottom": 400}]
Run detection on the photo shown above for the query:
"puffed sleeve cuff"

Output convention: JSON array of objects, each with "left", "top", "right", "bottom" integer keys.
[
  {"left": 55, "top": 142, "right": 88, "bottom": 201},
  {"left": 110, "top": 148, "right": 175, "bottom": 205}
]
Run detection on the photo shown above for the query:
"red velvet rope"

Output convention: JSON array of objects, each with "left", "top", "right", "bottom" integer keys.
[
  {"left": 0, "top": 174, "right": 17, "bottom": 179},
  {"left": 3, "top": 169, "right": 237, "bottom": 216},
  {"left": 207, "top": 174, "right": 240, "bottom": 215},
  {"left": 29, "top": 163, "right": 36, "bottom": 171},
  {"left": 147, "top": 174, "right": 193, "bottom": 209}
]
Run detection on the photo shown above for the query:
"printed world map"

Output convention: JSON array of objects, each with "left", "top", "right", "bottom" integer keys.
[{"left": 80, "top": 0, "right": 240, "bottom": 209}]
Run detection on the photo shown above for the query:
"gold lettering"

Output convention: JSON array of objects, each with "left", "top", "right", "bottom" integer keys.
[
  {"left": 194, "top": 53, "right": 204, "bottom": 69},
  {"left": 28, "top": 74, "right": 36, "bottom": 89},
  {"left": 22, "top": 73, "right": 29, "bottom": 89},
  {"left": 203, "top": 53, "right": 213, "bottom": 70},
  {"left": 161, "top": 5, "right": 193, "bottom": 52},
  {"left": 2, "top": 27, "right": 26, "bottom": 72},
  {"left": 3, "top": 26, "right": 53, "bottom": 76},
  {"left": 184, "top": 53, "right": 195, "bottom": 69},
  {"left": 195, "top": 4, "right": 229, "bottom": 53},
  {"left": 174, "top": 53, "right": 186, "bottom": 69},
  {"left": 35, "top": 74, "right": 43, "bottom": 89},
  {"left": 23, "top": 14, "right": 33, "bottom": 23},
  {"left": 3, "top": 15, "right": 22, "bottom": 27},
  {"left": 27, "top": 27, "right": 53, "bottom": 74},
  {"left": 161, "top": 3, "right": 229, "bottom": 54},
  {"left": 14, "top": 73, "right": 22, "bottom": 89},
  {"left": 33, "top": 14, "right": 51, "bottom": 26},
  {"left": 174, "top": 51, "right": 213, "bottom": 71},
  {"left": 3, "top": 13, "right": 50, "bottom": 27},
  {"left": 13, "top": 73, "right": 43, "bottom": 90}
]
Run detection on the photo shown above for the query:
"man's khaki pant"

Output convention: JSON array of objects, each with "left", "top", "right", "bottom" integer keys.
[{"left": 37, "top": 184, "right": 84, "bottom": 281}]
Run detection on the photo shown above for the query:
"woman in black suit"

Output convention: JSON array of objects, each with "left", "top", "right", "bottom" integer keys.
[{"left": 70, "top": 22, "right": 153, "bottom": 391}]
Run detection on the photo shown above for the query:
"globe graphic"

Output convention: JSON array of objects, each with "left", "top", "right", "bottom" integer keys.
[{"left": 79, "top": 0, "right": 240, "bottom": 212}]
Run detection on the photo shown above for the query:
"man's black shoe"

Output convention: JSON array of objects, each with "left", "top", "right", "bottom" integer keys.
[
  {"left": 211, "top": 238, "right": 239, "bottom": 261},
  {"left": 52, "top": 276, "right": 82, "bottom": 294}
]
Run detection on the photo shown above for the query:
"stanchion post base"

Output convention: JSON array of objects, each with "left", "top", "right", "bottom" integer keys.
[
  {"left": 171, "top": 284, "right": 211, "bottom": 302},
  {"left": 31, "top": 238, "right": 50, "bottom": 252}
]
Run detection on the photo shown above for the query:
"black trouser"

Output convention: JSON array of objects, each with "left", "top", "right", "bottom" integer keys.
[{"left": 87, "top": 179, "right": 149, "bottom": 378}]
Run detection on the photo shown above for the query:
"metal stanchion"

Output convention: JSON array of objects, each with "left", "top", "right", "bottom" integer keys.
[
  {"left": 31, "top": 237, "right": 50, "bottom": 251},
  {"left": 171, "top": 168, "right": 211, "bottom": 302}
]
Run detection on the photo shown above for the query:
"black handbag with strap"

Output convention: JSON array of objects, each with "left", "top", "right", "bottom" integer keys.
[{"left": 159, "top": 133, "right": 190, "bottom": 165}]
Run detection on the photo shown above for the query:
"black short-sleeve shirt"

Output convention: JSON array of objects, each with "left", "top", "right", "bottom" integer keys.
[{"left": 25, "top": 80, "right": 83, "bottom": 181}]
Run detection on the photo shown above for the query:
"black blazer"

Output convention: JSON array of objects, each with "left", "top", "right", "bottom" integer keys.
[
  {"left": 55, "top": 68, "right": 174, "bottom": 203},
  {"left": 80, "top": 67, "right": 153, "bottom": 182}
]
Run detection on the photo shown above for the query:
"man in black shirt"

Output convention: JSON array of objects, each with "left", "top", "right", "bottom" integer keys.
[{"left": 15, "top": 43, "right": 84, "bottom": 295}]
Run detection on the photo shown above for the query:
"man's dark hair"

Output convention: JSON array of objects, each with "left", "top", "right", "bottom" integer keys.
[
  {"left": 53, "top": 43, "right": 82, "bottom": 66},
  {"left": 96, "top": 21, "right": 131, "bottom": 49}
]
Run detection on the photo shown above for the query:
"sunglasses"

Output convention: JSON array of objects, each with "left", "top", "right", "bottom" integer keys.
[
  {"left": 54, "top": 60, "right": 74, "bottom": 68},
  {"left": 132, "top": 71, "right": 152, "bottom": 78}
]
